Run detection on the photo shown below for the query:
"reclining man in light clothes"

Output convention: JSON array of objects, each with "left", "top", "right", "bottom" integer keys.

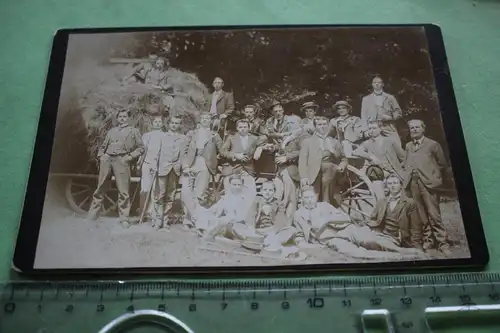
[
  {"left": 267, "top": 186, "right": 423, "bottom": 260},
  {"left": 181, "top": 172, "right": 255, "bottom": 236}
]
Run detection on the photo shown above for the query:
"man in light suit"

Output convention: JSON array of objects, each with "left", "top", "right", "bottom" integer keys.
[
  {"left": 220, "top": 119, "right": 265, "bottom": 192},
  {"left": 207, "top": 77, "right": 234, "bottom": 133},
  {"left": 136, "top": 111, "right": 165, "bottom": 220},
  {"left": 299, "top": 116, "right": 347, "bottom": 207},
  {"left": 401, "top": 119, "right": 452, "bottom": 255},
  {"left": 183, "top": 112, "right": 223, "bottom": 200},
  {"left": 361, "top": 76, "right": 403, "bottom": 146},
  {"left": 154, "top": 116, "right": 188, "bottom": 229},
  {"left": 368, "top": 174, "right": 423, "bottom": 250}
]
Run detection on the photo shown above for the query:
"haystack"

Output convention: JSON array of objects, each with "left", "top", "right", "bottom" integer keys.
[{"left": 75, "top": 64, "right": 211, "bottom": 158}]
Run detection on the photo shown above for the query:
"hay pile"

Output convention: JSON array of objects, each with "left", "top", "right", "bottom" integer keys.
[{"left": 74, "top": 64, "right": 211, "bottom": 158}]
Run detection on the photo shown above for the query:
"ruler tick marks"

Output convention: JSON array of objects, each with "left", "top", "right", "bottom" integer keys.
[
  {"left": 314, "top": 284, "right": 317, "bottom": 297},
  {"left": 283, "top": 290, "right": 287, "bottom": 300},
  {"left": 40, "top": 288, "right": 44, "bottom": 302},
  {"left": 116, "top": 285, "right": 120, "bottom": 297},
  {"left": 9, "top": 286, "right": 14, "bottom": 300},
  {"left": 100, "top": 287, "right": 103, "bottom": 302},
  {"left": 55, "top": 285, "right": 60, "bottom": 299},
  {"left": 161, "top": 284, "right": 165, "bottom": 300},
  {"left": 222, "top": 289, "right": 226, "bottom": 301},
  {"left": 176, "top": 286, "right": 180, "bottom": 297},
  {"left": 343, "top": 282, "right": 347, "bottom": 297},
  {"left": 253, "top": 291, "right": 257, "bottom": 300},
  {"left": 85, "top": 285, "right": 89, "bottom": 298},
  {"left": 191, "top": 289, "right": 195, "bottom": 301},
  {"left": 146, "top": 284, "right": 150, "bottom": 297}
]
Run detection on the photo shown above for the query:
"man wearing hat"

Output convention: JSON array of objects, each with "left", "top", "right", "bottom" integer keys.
[
  {"left": 329, "top": 100, "right": 367, "bottom": 158},
  {"left": 300, "top": 101, "right": 319, "bottom": 135}
]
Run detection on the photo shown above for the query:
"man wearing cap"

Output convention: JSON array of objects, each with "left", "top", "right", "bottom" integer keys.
[
  {"left": 361, "top": 76, "right": 403, "bottom": 146},
  {"left": 300, "top": 101, "right": 318, "bottom": 135},
  {"left": 330, "top": 100, "right": 367, "bottom": 158},
  {"left": 220, "top": 118, "right": 266, "bottom": 193},
  {"left": 299, "top": 116, "right": 347, "bottom": 207}
]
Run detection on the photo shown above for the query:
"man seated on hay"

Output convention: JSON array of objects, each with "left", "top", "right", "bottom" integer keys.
[{"left": 264, "top": 186, "right": 424, "bottom": 260}]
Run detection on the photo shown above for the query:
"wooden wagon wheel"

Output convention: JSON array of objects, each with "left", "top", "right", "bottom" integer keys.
[
  {"left": 339, "top": 164, "right": 380, "bottom": 221},
  {"left": 65, "top": 177, "right": 119, "bottom": 215}
]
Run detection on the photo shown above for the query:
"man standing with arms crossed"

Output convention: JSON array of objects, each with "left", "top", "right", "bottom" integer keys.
[
  {"left": 402, "top": 119, "right": 452, "bottom": 255},
  {"left": 87, "top": 109, "right": 144, "bottom": 227}
]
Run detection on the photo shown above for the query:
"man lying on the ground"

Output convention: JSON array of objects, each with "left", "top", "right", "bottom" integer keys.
[{"left": 267, "top": 186, "right": 424, "bottom": 260}]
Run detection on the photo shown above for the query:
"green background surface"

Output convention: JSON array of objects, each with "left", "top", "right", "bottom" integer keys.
[{"left": 0, "top": 0, "right": 499, "bottom": 293}]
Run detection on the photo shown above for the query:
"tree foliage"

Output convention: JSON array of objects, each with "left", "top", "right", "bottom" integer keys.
[{"left": 52, "top": 27, "right": 448, "bottom": 173}]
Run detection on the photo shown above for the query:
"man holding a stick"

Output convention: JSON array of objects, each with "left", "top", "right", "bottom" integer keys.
[{"left": 153, "top": 116, "right": 188, "bottom": 229}]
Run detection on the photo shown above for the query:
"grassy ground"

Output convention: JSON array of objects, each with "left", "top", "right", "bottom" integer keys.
[{"left": 33, "top": 182, "right": 471, "bottom": 270}]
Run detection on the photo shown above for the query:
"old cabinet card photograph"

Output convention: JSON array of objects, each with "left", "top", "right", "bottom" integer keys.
[{"left": 13, "top": 25, "right": 488, "bottom": 274}]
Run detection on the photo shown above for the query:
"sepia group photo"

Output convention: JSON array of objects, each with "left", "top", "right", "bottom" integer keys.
[{"left": 34, "top": 27, "right": 472, "bottom": 269}]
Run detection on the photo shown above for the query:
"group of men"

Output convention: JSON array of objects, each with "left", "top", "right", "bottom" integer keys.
[{"left": 86, "top": 72, "right": 455, "bottom": 260}]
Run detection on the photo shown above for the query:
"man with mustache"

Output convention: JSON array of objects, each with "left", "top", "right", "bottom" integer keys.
[{"left": 401, "top": 119, "right": 452, "bottom": 255}]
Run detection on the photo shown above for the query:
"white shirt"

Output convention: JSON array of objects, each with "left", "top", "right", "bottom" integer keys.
[
  {"left": 373, "top": 92, "right": 384, "bottom": 108},
  {"left": 195, "top": 127, "right": 211, "bottom": 149},
  {"left": 240, "top": 135, "right": 249, "bottom": 150},
  {"left": 388, "top": 194, "right": 401, "bottom": 211},
  {"left": 142, "top": 130, "right": 164, "bottom": 164},
  {"left": 210, "top": 91, "right": 221, "bottom": 115}
]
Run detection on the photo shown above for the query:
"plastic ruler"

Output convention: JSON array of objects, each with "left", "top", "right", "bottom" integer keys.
[{"left": 1, "top": 272, "right": 500, "bottom": 333}]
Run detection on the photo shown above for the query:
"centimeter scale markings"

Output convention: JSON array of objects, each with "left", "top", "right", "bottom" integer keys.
[{"left": 1, "top": 273, "right": 500, "bottom": 333}]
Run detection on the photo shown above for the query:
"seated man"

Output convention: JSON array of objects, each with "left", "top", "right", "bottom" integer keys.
[
  {"left": 367, "top": 173, "right": 423, "bottom": 250},
  {"left": 226, "top": 180, "right": 288, "bottom": 243},
  {"left": 181, "top": 173, "right": 255, "bottom": 235},
  {"left": 271, "top": 186, "right": 423, "bottom": 260},
  {"left": 220, "top": 119, "right": 266, "bottom": 192},
  {"left": 352, "top": 120, "right": 405, "bottom": 198}
]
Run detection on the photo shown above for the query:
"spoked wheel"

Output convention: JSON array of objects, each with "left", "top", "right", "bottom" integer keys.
[
  {"left": 339, "top": 165, "right": 380, "bottom": 221},
  {"left": 65, "top": 177, "right": 118, "bottom": 215}
]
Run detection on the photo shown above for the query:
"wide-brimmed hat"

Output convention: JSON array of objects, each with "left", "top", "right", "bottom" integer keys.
[
  {"left": 332, "top": 100, "right": 352, "bottom": 111},
  {"left": 300, "top": 101, "right": 319, "bottom": 111},
  {"left": 269, "top": 99, "right": 283, "bottom": 110}
]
